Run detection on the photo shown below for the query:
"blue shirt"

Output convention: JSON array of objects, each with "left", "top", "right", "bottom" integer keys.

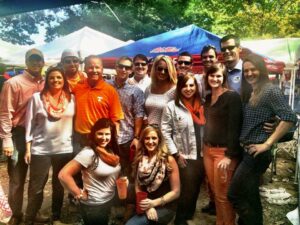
[
  {"left": 108, "top": 79, "right": 145, "bottom": 144},
  {"left": 227, "top": 59, "right": 243, "bottom": 94}
]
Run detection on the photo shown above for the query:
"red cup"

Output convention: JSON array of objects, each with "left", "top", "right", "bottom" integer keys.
[
  {"left": 116, "top": 177, "right": 128, "bottom": 199},
  {"left": 136, "top": 191, "right": 148, "bottom": 214}
]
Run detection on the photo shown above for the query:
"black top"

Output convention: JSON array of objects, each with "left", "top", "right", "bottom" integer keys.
[{"left": 204, "top": 90, "right": 243, "bottom": 158}]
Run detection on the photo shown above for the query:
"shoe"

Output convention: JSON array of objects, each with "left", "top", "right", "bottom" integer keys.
[
  {"left": 52, "top": 220, "right": 72, "bottom": 225},
  {"left": 201, "top": 201, "right": 216, "bottom": 215},
  {"left": 7, "top": 216, "right": 22, "bottom": 225},
  {"left": 34, "top": 211, "right": 50, "bottom": 223}
]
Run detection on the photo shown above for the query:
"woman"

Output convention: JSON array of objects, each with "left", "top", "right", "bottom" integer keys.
[
  {"left": 227, "top": 54, "right": 297, "bottom": 225},
  {"left": 145, "top": 55, "right": 177, "bottom": 126},
  {"left": 203, "top": 63, "right": 243, "bottom": 225},
  {"left": 24, "top": 67, "right": 74, "bottom": 224},
  {"left": 59, "top": 118, "right": 121, "bottom": 225},
  {"left": 161, "top": 73, "right": 205, "bottom": 225},
  {"left": 126, "top": 126, "right": 180, "bottom": 225}
]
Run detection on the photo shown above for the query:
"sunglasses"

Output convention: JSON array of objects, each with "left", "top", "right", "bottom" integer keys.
[
  {"left": 64, "top": 59, "right": 80, "bottom": 64},
  {"left": 134, "top": 62, "right": 147, "bottom": 67},
  {"left": 178, "top": 60, "right": 192, "bottom": 66},
  {"left": 204, "top": 44, "right": 216, "bottom": 50},
  {"left": 157, "top": 67, "right": 169, "bottom": 73},
  {"left": 117, "top": 64, "right": 132, "bottom": 71},
  {"left": 221, "top": 45, "right": 236, "bottom": 52}
]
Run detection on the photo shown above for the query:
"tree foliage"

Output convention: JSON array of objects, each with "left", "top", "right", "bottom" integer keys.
[{"left": 0, "top": 0, "right": 299, "bottom": 45}]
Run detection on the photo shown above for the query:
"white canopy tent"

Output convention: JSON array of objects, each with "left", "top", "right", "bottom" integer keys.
[
  {"left": 0, "top": 39, "right": 28, "bottom": 64},
  {"left": 4, "top": 26, "right": 131, "bottom": 65}
]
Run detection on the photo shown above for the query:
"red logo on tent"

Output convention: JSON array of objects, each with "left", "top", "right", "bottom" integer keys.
[{"left": 150, "top": 47, "right": 180, "bottom": 53}]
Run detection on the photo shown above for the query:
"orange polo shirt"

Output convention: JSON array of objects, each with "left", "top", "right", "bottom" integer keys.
[{"left": 73, "top": 79, "right": 124, "bottom": 134}]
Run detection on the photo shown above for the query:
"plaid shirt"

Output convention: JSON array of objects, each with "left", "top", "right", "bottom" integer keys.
[
  {"left": 240, "top": 83, "right": 297, "bottom": 145},
  {"left": 108, "top": 79, "right": 145, "bottom": 144}
]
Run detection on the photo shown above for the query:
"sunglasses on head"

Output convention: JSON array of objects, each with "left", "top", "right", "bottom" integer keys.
[
  {"left": 157, "top": 67, "right": 169, "bottom": 73},
  {"left": 117, "top": 64, "right": 132, "bottom": 71},
  {"left": 204, "top": 44, "right": 217, "bottom": 50},
  {"left": 64, "top": 59, "right": 80, "bottom": 64},
  {"left": 178, "top": 60, "right": 192, "bottom": 66},
  {"left": 134, "top": 62, "right": 147, "bottom": 67},
  {"left": 221, "top": 45, "right": 236, "bottom": 52}
]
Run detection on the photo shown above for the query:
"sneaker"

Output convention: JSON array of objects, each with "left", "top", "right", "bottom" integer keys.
[{"left": 201, "top": 201, "right": 216, "bottom": 215}]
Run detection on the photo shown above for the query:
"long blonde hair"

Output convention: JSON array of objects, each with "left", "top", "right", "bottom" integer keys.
[
  {"left": 132, "top": 126, "right": 171, "bottom": 179},
  {"left": 150, "top": 55, "right": 177, "bottom": 87}
]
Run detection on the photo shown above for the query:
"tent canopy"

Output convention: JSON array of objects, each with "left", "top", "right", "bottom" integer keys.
[
  {"left": 241, "top": 38, "right": 300, "bottom": 65},
  {"left": 4, "top": 26, "right": 129, "bottom": 65},
  {"left": 100, "top": 24, "right": 221, "bottom": 58}
]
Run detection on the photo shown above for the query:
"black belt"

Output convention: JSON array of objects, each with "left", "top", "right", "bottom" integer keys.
[{"left": 204, "top": 142, "right": 227, "bottom": 148}]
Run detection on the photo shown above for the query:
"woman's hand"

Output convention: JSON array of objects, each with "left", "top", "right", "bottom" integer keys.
[
  {"left": 248, "top": 143, "right": 271, "bottom": 157},
  {"left": 177, "top": 153, "right": 187, "bottom": 168},
  {"left": 140, "top": 198, "right": 155, "bottom": 211},
  {"left": 145, "top": 207, "right": 158, "bottom": 221},
  {"left": 217, "top": 157, "right": 231, "bottom": 170},
  {"left": 24, "top": 150, "right": 31, "bottom": 165}
]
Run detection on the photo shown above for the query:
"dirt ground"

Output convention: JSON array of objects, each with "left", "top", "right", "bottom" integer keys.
[{"left": 0, "top": 140, "right": 298, "bottom": 225}]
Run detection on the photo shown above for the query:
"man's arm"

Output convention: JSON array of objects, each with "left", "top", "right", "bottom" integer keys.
[{"left": 0, "top": 81, "right": 16, "bottom": 156}]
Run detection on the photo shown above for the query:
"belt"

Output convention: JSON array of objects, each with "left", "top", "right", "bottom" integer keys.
[{"left": 204, "top": 142, "right": 227, "bottom": 148}]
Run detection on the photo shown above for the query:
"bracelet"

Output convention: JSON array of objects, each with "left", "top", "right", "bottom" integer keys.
[
  {"left": 75, "top": 189, "right": 83, "bottom": 200},
  {"left": 160, "top": 196, "right": 166, "bottom": 206}
]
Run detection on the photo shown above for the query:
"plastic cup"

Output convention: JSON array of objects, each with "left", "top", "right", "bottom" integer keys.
[
  {"left": 116, "top": 177, "right": 128, "bottom": 199},
  {"left": 136, "top": 191, "right": 148, "bottom": 214}
]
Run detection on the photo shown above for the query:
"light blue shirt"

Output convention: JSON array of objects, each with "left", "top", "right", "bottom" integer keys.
[{"left": 227, "top": 59, "right": 243, "bottom": 94}]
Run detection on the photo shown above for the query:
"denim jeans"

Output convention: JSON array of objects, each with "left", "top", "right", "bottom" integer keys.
[
  {"left": 174, "top": 159, "right": 204, "bottom": 224},
  {"left": 25, "top": 153, "right": 73, "bottom": 220},
  {"left": 126, "top": 207, "right": 175, "bottom": 225},
  {"left": 7, "top": 127, "right": 28, "bottom": 218},
  {"left": 228, "top": 150, "right": 272, "bottom": 225},
  {"left": 79, "top": 198, "right": 114, "bottom": 225}
]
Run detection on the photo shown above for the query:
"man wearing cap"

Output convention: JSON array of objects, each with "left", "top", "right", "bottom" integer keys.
[
  {"left": 0, "top": 49, "right": 49, "bottom": 225},
  {"left": 128, "top": 54, "right": 151, "bottom": 92},
  {"left": 61, "top": 49, "right": 86, "bottom": 90}
]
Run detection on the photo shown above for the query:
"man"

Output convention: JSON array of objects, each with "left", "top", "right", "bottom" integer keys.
[
  {"left": 72, "top": 55, "right": 124, "bottom": 147},
  {"left": 220, "top": 34, "right": 243, "bottom": 94},
  {"left": 0, "top": 49, "right": 49, "bottom": 225},
  {"left": 176, "top": 51, "right": 204, "bottom": 98},
  {"left": 128, "top": 54, "right": 151, "bottom": 92},
  {"left": 201, "top": 45, "right": 218, "bottom": 73},
  {"left": 176, "top": 51, "right": 194, "bottom": 77},
  {"left": 108, "top": 56, "right": 145, "bottom": 180},
  {"left": 61, "top": 49, "right": 86, "bottom": 90}
]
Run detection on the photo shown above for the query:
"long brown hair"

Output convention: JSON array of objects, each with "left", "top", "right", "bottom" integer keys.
[
  {"left": 40, "top": 66, "right": 71, "bottom": 101},
  {"left": 175, "top": 73, "right": 202, "bottom": 107},
  {"left": 241, "top": 54, "right": 270, "bottom": 104},
  {"left": 88, "top": 118, "right": 119, "bottom": 170}
]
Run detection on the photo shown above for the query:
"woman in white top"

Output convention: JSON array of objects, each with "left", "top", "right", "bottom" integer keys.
[
  {"left": 59, "top": 118, "right": 121, "bottom": 225},
  {"left": 24, "top": 67, "right": 74, "bottom": 224},
  {"left": 145, "top": 55, "right": 177, "bottom": 126},
  {"left": 161, "top": 73, "right": 206, "bottom": 225}
]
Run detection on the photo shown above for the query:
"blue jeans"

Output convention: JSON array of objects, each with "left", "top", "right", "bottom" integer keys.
[
  {"left": 126, "top": 208, "right": 175, "bottom": 225},
  {"left": 79, "top": 198, "right": 114, "bottom": 225},
  {"left": 7, "top": 127, "right": 28, "bottom": 218},
  {"left": 228, "top": 150, "right": 272, "bottom": 225}
]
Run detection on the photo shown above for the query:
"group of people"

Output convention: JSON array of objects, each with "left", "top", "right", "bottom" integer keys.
[{"left": 0, "top": 34, "right": 297, "bottom": 225}]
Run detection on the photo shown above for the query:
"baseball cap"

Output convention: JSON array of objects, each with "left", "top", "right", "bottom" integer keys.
[
  {"left": 61, "top": 49, "right": 80, "bottom": 62},
  {"left": 25, "top": 48, "right": 44, "bottom": 61}
]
